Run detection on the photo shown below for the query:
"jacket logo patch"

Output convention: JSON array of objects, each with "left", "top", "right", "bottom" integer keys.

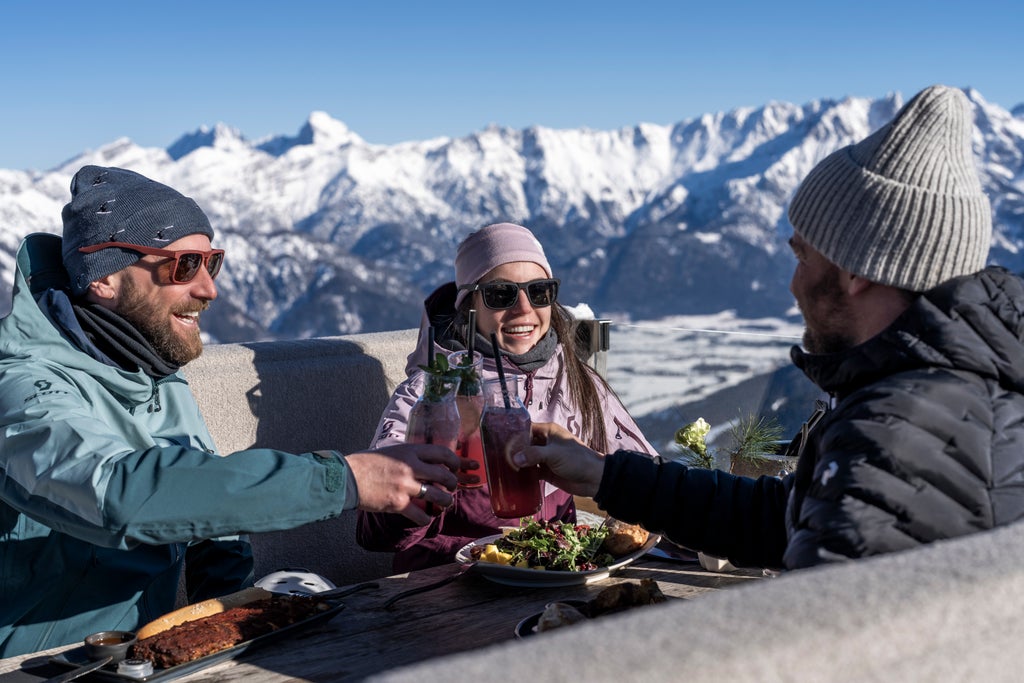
[
  {"left": 820, "top": 461, "right": 839, "bottom": 486},
  {"left": 24, "top": 379, "right": 71, "bottom": 402},
  {"left": 566, "top": 414, "right": 581, "bottom": 438}
]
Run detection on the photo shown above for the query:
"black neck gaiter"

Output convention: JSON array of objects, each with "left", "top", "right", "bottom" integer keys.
[{"left": 72, "top": 302, "right": 180, "bottom": 379}]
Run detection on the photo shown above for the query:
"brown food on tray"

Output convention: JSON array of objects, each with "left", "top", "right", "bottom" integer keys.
[
  {"left": 600, "top": 519, "right": 650, "bottom": 556},
  {"left": 588, "top": 577, "right": 667, "bottom": 615},
  {"left": 533, "top": 578, "right": 668, "bottom": 633},
  {"left": 130, "top": 596, "right": 328, "bottom": 668},
  {"left": 135, "top": 586, "right": 273, "bottom": 640}
]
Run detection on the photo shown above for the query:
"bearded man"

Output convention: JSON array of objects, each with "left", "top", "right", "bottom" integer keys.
[
  {"left": 0, "top": 166, "right": 463, "bottom": 656},
  {"left": 513, "top": 84, "right": 1024, "bottom": 569}
]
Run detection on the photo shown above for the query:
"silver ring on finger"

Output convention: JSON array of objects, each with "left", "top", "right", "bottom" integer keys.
[{"left": 415, "top": 482, "right": 429, "bottom": 499}]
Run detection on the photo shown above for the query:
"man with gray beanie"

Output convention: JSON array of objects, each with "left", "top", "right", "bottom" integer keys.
[
  {"left": 0, "top": 166, "right": 463, "bottom": 657},
  {"left": 513, "top": 84, "right": 1024, "bottom": 570}
]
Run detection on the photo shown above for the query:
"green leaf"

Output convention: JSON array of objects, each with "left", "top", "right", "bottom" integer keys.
[{"left": 728, "top": 413, "right": 785, "bottom": 463}]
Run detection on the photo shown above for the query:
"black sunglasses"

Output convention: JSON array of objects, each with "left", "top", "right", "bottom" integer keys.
[
  {"left": 78, "top": 242, "right": 225, "bottom": 284},
  {"left": 459, "top": 278, "right": 560, "bottom": 310}
]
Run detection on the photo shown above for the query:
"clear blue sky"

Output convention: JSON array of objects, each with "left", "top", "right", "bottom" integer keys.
[{"left": 2, "top": 0, "right": 1020, "bottom": 171}]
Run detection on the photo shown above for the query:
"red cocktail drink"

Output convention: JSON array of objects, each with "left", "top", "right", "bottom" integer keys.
[
  {"left": 456, "top": 423, "right": 486, "bottom": 487},
  {"left": 480, "top": 376, "right": 540, "bottom": 518}
]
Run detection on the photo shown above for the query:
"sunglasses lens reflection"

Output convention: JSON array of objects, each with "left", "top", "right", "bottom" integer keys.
[
  {"left": 174, "top": 254, "right": 203, "bottom": 283},
  {"left": 482, "top": 283, "right": 519, "bottom": 309},
  {"left": 207, "top": 252, "right": 224, "bottom": 279},
  {"left": 527, "top": 281, "right": 557, "bottom": 306},
  {"left": 172, "top": 252, "right": 224, "bottom": 283}
]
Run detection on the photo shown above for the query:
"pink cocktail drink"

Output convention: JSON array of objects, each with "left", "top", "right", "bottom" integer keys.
[
  {"left": 449, "top": 350, "right": 486, "bottom": 488},
  {"left": 406, "top": 374, "right": 461, "bottom": 513},
  {"left": 406, "top": 399, "right": 460, "bottom": 452},
  {"left": 480, "top": 377, "right": 540, "bottom": 518}
]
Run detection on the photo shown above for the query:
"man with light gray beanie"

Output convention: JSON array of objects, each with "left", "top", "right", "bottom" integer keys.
[
  {"left": 0, "top": 165, "right": 463, "bottom": 657},
  {"left": 514, "top": 84, "right": 1024, "bottom": 570}
]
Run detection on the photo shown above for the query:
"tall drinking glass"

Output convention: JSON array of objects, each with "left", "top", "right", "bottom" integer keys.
[
  {"left": 480, "top": 376, "right": 541, "bottom": 518},
  {"left": 448, "top": 350, "right": 486, "bottom": 488},
  {"left": 406, "top": 373, "right": 461, "bottom": 512}
]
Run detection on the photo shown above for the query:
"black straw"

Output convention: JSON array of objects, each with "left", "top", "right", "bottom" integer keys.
[
  {"left": 466, "top": 309, "right": 476, "bottom": 361},
  {"left": 490, "top": 332, "right": 512, "bottom": 409},
  {"left": 428, "top": 326, "right": 436, "bottom": 369}
]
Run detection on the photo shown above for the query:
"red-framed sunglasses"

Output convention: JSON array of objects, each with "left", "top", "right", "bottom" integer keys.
[{"left": 78, "top": 242, "right": 225, "bottom": 284}]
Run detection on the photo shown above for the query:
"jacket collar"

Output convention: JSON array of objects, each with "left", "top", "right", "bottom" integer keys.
[
  {"left": 792, "top": 267, "right": 1024, "bottom": 397},
  {"left": 0, "top": 233, "right": 158, "bottom": 402}
]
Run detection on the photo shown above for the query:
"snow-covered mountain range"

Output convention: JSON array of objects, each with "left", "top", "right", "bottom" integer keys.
[{"left": 1, "top": 88, "right": 1021, "bottom": 344}]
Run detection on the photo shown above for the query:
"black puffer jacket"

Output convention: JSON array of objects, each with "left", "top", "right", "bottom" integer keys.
[{"left": 596, "top": 267, "right": 1024, "bottom": 570}]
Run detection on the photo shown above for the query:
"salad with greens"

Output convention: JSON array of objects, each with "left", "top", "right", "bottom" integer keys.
[{"left": 475, "top": 519, "right": 615, "bottom": 571}]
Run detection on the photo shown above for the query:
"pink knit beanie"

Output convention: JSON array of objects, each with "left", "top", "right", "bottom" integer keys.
[{"left": 454, "top": 223, "right": 553, "bottom": 308}]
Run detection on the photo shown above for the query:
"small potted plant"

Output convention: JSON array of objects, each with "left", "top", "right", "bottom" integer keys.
[{"left": 724, "top": 414, "right": 789, "bottom": 478}]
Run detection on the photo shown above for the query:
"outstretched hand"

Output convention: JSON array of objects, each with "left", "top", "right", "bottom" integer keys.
[
  {"left": 344, "top": 443, "right": 462, "bottom": 525},
  {"left": 511, "top": 422, "right": 605, "bottom": 498}
]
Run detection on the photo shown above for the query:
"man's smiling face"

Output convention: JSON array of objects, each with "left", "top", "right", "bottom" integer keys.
[{"left": 110, "top": 233, "right": 218, "bottom": 365}]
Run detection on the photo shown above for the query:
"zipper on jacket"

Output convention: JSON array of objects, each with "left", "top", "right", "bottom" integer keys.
[
  {"left": 148, "top": 374, "right": 185, "bottom": 413},
  {"left": 784, "top": 399, "right": 830, "bottom": 527},
  {"left": 611, "top": 417, "right": 653, "bottom": 454},
  {"left": 147, "top": 383, "right": 162, "bottom": 413}
]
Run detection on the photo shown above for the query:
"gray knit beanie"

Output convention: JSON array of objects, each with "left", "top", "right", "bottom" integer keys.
[
  {"left": 62, "top": 165, "right": 215, "bottom": 295},
  {"left": 787, "top": 84, "right": 992, "bottom": 292}
]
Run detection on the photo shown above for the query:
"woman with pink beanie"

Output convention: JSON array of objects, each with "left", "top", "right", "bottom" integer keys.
[{"left": 357, "top": 223, "right": 655, "bottom": 571}]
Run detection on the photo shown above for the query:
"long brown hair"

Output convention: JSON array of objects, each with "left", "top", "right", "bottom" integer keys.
[{"left": 455, "top": 298, "right": 611, "bottom": 451}]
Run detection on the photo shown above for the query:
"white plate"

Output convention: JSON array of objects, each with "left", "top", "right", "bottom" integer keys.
[{"left": 455, "top": 532, "right": 660, "bottom": 587}]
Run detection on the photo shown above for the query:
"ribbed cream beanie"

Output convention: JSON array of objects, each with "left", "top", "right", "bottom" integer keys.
[{"left": 787, "top": 85, "right": 992, "bottom": 292}]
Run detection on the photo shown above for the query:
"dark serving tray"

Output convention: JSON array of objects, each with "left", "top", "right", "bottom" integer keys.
[{"left": 49, "top": 601, "right": 345, "bottom": 682}]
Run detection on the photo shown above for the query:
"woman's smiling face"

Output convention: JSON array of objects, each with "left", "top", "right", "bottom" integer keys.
[{"left": 473, "top": 261, "right": 552, "bottom": 356}]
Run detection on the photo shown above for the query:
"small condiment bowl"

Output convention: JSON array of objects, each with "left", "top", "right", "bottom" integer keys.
[
  {"left": 117, "top": 658, "right": 155, "bottom": 678},
  {"left": 84, "top": 630, "right": 137, "bottom": 663}
]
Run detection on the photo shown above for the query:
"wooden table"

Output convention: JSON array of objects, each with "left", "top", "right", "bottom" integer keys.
[{"left": 0, "top": 552, "right": 763, "bottom": 682}]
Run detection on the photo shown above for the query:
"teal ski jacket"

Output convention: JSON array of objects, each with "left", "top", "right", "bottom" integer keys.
[{"left": 0, "top": 234, "right": 355, "bottom": 656}]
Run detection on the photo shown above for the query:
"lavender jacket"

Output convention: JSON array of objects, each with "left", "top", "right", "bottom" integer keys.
[{"left": 357, "top": 329, "right": 654, "bottom": 571}]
